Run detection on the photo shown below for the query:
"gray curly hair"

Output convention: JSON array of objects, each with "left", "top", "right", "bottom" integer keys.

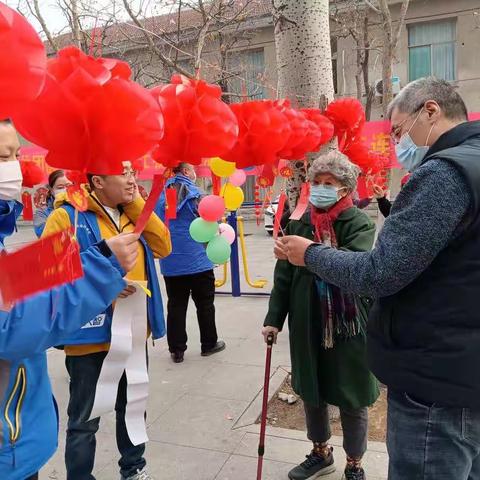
[{"left": 308, "top": 150, "right": 361, "bottom": 192}]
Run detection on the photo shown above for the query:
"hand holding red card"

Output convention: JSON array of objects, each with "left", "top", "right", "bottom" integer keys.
[{"left": 0, "top": 229, "right": 83, "bottom": 304}]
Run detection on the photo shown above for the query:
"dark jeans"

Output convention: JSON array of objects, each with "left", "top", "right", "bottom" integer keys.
[
  {"left": 164, "top": 270, "right": 218, "bottom": 353},
  {"left": 304, "top": 400, "right": 368, "bottom": 459},
  {"left": 25, "top": 474, "right": 38, "bottom": 480},
  {"left": 387, "top": 389, "right": 480, "bottom": 480},
  {"left": 65, "top": 352, "right": 146, "bottom": 480}
]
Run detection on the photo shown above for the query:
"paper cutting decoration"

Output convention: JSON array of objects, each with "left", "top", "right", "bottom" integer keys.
[
  {"left": 0, "top": 2, "right": 46, "bottom": 118},
  {"left": 151, "top": 75, "right": 239, "bottom": 167}
]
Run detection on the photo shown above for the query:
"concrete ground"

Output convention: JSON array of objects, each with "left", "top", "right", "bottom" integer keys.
[{"left": 6, "top": 220, "right": 388, "bottom": 480}]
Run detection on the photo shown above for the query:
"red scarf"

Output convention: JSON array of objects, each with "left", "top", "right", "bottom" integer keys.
[{"left": 310, "top": 195, "right": 354, "bottom": 247}]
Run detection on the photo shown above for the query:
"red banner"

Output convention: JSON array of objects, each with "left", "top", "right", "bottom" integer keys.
[{"left": 0, "top": 229, "right": 83, "bottom": 304}]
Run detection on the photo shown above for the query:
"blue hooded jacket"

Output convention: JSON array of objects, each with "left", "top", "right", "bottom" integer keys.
[
  {"left": 155, "top": 175, "right": 213, "bottom": 277},
  {"left": 0, "top": 200, "right": 125, "bottom": 479}
]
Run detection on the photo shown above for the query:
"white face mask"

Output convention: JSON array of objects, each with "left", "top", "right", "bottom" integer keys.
[{"left": 0, "top": 161, "right": 23, "bottom": 201}]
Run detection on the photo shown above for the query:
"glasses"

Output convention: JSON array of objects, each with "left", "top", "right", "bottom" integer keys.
[
  {"left": 122, "top": 169, "right": 138, "bottom": 179},
  {"left": 390, "top": 105, "right": 424, "bottom": 144}
]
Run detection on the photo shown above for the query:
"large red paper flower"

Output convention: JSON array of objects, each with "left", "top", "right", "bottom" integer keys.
[
  {"left": 325, "top": 98, "right": 366, "bottom": 148},
  {"left": 275, "top": 100, "right": 322, "bottom": 161},
  {"left": 13, "top": 46, "right": 164, "bottom": 175},
  {"left": 0, "top": 2, "right": 47, "bottom": 119},
  {"left": 150, "top": 74, "right": 239, "bottom": 167},
  {"left": 301, "top": 109, "right": 335, "bottom": 147},
  {"left": 20, "top": 161, "right": 45, "bottom": 188},
  {"left": 223, "top": 100, "right": 290, "bottom": 168}
]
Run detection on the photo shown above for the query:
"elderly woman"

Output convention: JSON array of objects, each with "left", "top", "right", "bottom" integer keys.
[{"left": 263, "top": 151, "right": 379, "bottom": 480}]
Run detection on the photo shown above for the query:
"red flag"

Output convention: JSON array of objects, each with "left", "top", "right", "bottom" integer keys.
[
  {"left": 0, "top": 228, "right": 83, "bottom": 304},
  {"left": 165, "top": 188, "right": 177, "bottom": 220},
  {"left": 273, "top": 193, "right": 287, "bottom": 239},
  {"left": 289, "top": 183, "right": 310, "bottom": 221},
  {"left": 66, "top": 184, "right": 88, "bottom": 212},
  {"left": 21, "top": 191, "right": 33, "bottom": 221},
  {"left": 134, "top": 175, "right": 165, "bottom": 234},
  {"left": 212, "top": 173, "right": 221, "bottom": 196}
]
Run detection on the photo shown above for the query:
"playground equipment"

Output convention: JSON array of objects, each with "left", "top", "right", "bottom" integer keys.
[{"left": 215, "top": 211, "right": 269, "bottom": 297}]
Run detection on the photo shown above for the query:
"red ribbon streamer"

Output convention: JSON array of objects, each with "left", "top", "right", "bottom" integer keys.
[
  {"left": 134, "top": 175, "right": 165, "bottom": 234},
  {"left": 289, "top": 183, "right": 310, "bottom": 221},
  {"left": 273, "top": 193, "right": 287, "bottom": 239}
]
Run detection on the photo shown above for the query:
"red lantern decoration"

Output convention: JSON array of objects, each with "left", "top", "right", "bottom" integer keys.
[
  {"left": 20, "top": 161, "right": 45, "bottom": 188},
  {"left": 325, "top": 98, "right": 366, "bottom": 149},
  {"left": 13, "top": 46, "right": 164, "bottom": 175},
  {"left": 301, "top": 109, "right": 335, "bottom": 147},
  {"left": 0, "top": 3, "right": 47, "bottom": 119},
  {"left": 275, "top": 100, "right": 322, "bottom": 160},
  {"left": 150, "top": 75, "right": 239, "bottom": 168},
  {"left": 223, "top": 100, "right": 290, "bottom": 169}
]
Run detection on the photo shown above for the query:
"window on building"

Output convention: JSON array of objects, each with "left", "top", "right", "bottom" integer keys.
[
  {"left": 408, "top": 19, "right": 456, "bottom": 81},
  {"left": 331, "top": 37, "right": 338, "bottom": 94},
  {"left": 227, "top": 48, "right": 266, "bottom": 102}
]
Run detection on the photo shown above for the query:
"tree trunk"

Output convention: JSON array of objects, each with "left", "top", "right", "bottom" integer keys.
[{"left": 273, "top": 0, "right": 335, "bottom": 208}]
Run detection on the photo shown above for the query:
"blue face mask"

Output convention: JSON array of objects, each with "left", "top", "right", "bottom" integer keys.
[
  {"left": 394, "top": 108, "right": 435, "bottom": 172},
  {"left": 309, "top": 184, "right": 342, "bottom": 210},
  {"left": 395, "top": 133, "right": 430, "bottom": 172}
]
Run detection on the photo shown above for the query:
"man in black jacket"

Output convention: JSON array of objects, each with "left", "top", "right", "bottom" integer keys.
[{"left": 276, "top": 78, "right": 480, "bottom": 479}]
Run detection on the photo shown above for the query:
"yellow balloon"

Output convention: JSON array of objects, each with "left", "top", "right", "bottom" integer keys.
[
  {"left": 221, "top": 184, "right": 244, "bottom": 211},
  {"left": 210, "top": 157, "right": 236, "bottom": 178}
]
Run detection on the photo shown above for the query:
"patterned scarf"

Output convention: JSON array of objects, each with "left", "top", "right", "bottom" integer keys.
[{"left": 310, "top": 195, "right": 360, "bottom": 348}]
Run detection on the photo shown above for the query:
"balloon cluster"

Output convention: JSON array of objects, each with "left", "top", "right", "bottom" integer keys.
[{"left": 189, "top": 195, "right": 236, "bottom": 265}]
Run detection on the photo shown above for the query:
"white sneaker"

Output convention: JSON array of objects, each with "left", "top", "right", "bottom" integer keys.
[{"left": 121, "top": 467, "right": 154, "bottom": 480}]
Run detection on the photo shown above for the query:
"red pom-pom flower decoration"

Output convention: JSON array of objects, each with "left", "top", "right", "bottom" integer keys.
[
  {"left": 20, "top": 161, "right": 45, "bottom": 188},
  {"left": 150, "top": 74, "right": 239, "bottom": 168},
  {"left": 13, "top": 46, "right": 164, "bottom": 175},
  {"left": 223, "top": 100, "right": 290, "bottom": 168},
  {"left": 0, "top": 2, "right": 47, "bottom": 119}
]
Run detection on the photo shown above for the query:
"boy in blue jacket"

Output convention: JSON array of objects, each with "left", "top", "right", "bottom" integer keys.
[{"left": 0, "top": 119, "right": 139, "bottom": 480}]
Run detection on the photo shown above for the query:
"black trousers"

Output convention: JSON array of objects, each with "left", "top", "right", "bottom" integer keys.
[
  {"left": 164, "top": 270, "right": 218, "bottom": 353},
  {"left": 25, "top": 474, "right": 38, "bottom": 480},
  {"left": 65, "top": 352, "right": 146, "bottom": 479}
]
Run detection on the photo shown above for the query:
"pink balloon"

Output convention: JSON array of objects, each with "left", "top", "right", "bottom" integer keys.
[
  {"left": 229, "top": 169, "right": 247, "bottom": 187},
  {"left": 198, "top": 195, "right": 225, "bottom": 222},
  {"left": 219, "top": 223, "right": 236, "bottom": 245}
]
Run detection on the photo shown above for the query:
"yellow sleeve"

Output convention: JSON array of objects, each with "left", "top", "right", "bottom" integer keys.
[
  {"left": 41, "top": 208, "right": 72, "bottom": 238},
  {"left": 123, "top": 197, "right": 172, "bottom": 259}
]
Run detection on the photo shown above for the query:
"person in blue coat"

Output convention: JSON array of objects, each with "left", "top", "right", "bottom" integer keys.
[
  {"left": 0, "top": 119, "right": 140, "bottom": 480},
  {"left": 155, "top": 163, "right": 225, "bottom": 363}
]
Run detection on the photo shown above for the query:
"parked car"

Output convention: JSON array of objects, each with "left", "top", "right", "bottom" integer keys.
[{"left": 264, "top": 195, "right": 290, "bottom": 236}]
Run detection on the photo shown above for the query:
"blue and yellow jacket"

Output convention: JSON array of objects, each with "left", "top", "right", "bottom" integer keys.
[
  {"left": 0, "top": 199, "right": 126, "bottom": 479},
  {"left": 43, "top": 191, "right": 172, "bottom": 356}
]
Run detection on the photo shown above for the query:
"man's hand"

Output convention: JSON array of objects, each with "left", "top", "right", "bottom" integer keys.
[
  {"left": 262, "top": 326, "right": 279, "bottom": 344},
  {"left": 106, "top": 233, "right": 140, "bottom": 273},
  {"left": 373, "top": 185, "right": 386, "bottom": 199},
  {"left": 279, "top": 235, "right": 314, "bottom": 266},
  {"left": 118, "top": 285, "right": 137, "bottom": 299},
  {"left": 274, "top": 238, "right": 288, "bottom": 260}
]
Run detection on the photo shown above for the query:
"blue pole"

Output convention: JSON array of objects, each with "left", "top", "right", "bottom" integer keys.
[{"left": 227, "top": 211, "right": 241, "bottom": 297}]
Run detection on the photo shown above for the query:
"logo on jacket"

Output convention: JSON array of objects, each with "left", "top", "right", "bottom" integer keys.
[{"left": 81, "top": 314, "right": 106, "bottom": 329}]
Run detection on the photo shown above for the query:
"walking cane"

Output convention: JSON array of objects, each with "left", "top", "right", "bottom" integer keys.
[{"left": 257, "top": 332, "right": 275, "bottom": 480}]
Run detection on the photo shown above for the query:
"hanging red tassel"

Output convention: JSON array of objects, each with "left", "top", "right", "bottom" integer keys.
[
  {"left": 212, "top": 173, "right": 221, "bottom": 196},
  {"left": 254, "top": 184, "right": 261, "bottom": 226},
  {"left": 21, "top": 191, "right": 33, "bottom": 221},
  {"left": 165, "top": 187, "right": 177, "bottom": 221}
]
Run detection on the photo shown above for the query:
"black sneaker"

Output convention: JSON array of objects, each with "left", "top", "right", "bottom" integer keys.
[
  {"left": 201, "top": 340, "right": 226, "bottom": 356},
  {"left": 343, "top": 466, "right": 366, "bottom": 480},
  {"left": 170, "top": 351, "right": 184, "bottom": 363},
  {"left": 288, "top": 449, "right": 335, "bottom": 479}
]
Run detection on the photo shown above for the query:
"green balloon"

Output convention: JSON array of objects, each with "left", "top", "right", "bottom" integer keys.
[
  {"left": 206, "top": 235, "right": 231, "bottom": 264},
  {"left": 189, "top": 218, "right": 218, "bottom": 243}
]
